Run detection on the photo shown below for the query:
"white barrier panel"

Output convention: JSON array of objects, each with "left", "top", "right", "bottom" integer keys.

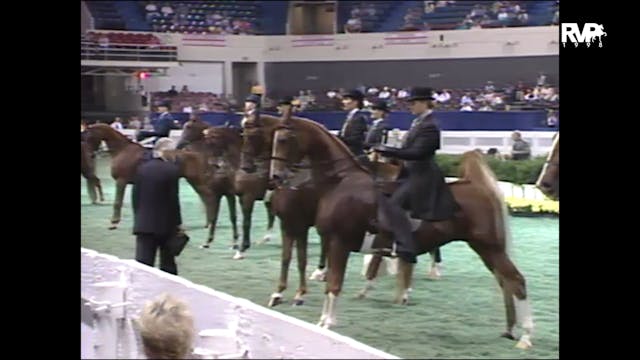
[
  {"left": 81, "top": 248, "right": 400, "bottom": 359},
  {"left": 133, "top": 129, "right": 555, "bottom": 156}
]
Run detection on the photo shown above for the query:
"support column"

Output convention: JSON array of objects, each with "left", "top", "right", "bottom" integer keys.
[{"left": 224, "top": 61, "right": 233, "bottom": 97}]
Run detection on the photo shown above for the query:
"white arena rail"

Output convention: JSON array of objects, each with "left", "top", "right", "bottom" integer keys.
[
  {"left": 118, "top": 129, "right": 554, "bottom": 156},
  {"left": 81, "top": 248, "right": 400, "bottom": 359}
]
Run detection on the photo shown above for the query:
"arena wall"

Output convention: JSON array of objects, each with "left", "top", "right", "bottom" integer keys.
[{"left": 81, "top": 248, "right": 400, "bottom": 359}]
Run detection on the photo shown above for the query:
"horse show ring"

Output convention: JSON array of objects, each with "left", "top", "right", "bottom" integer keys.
[{"left": 81, "top": 156, "right": 558, "bottom": 359}]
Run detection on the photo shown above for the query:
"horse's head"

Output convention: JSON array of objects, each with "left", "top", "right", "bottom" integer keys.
[
  {"left": 536, "top": 133, "right": 559, "bottom": 200},
  {"left": 177, "top": 118, "right": 209, "bottom": 149},
  {"left": 83, "top": 124, "right": 108, "bottom": 153},
  {"left": 239, "top": 115, "right": 280, "bottom": 173},
  {"left": 270, "top": 122, "right": 306, "bottom": 187}
]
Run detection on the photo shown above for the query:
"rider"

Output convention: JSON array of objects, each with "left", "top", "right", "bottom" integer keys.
[
  {"left": 338, "top": 89, "right": 369, "bottom": 165},
  {"left": 137, "top": 101, "right": 180, "bottom": 142},
  {"left": 241, "top": 94, "right": 261, "bottom": 128},
  {"left": 372, "top": 87, "right": 460, "bottom": 264},
  {"left": 364, "top": 100, "right": 393, "bottom": 153}
]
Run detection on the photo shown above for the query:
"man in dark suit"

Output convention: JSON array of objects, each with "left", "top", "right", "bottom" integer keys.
[
  {"left": 363, "top": 100, "right": 392, "bottom": 151},
  {"left": 373, "top": 87, "right": 460, "bottom": 264},
  {"left": 338, "top": 89, "right": 369, "bottom": 165},
  {"left": 137, "top": 101, "right": 180, "bottom": 142},
  {"left": 132, "top": 137, "right": 184, "bottom": 275}
]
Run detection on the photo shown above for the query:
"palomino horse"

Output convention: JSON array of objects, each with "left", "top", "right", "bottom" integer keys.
[
  {"left": 240, "top": 112, "right": 326, "bottom": 307},
  {"left": 81, "top": 141, "right": 104, "bottom": 204},
  {"left": 535, "top": 133, "right": 559, "bottom": 200},
  {"left": 82, "top": 124, "right": 213, "bottom": 229},
  {"left": 177, "top": 118, "right": 276, "bottom": 259},
  {"left": 270, "top": 117, "right": 535, "bottom": 349}
]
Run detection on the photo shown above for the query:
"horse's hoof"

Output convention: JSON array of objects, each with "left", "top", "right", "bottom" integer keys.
[
  {"left": 427, "top": 267, "right": 442, "bottom": 280},
  {"left": 401, "top": 298, "right": 409, "bottom": 305},
  {"left": 262, "top": 234, "right": 272, "bottom": 244},
  {"left": 501, "top": 332, "right": 516, "bottom": 340},
  {"left": 515, "top": 335, "right": 533, "bottom": 349},
  {"left": 356, "top": 292, "right": 366, "bottom": 299},
  {"left": 230, "top": 244, "right": 239, "bottom": 250},
  {"left": 268, "top": 295, "right": 283, "bottom": 307},
  {"left": 200, "top": 244, "right": 210, "bottom": 249},
  {"left": 291, "top": 298, "right": 304, "bottom": 306},
  {"left": 108, "top": 224, "right": 118, "bottom": 230},
  {"left": 233, "top": 251, "right": 245, "bottom": 260}
]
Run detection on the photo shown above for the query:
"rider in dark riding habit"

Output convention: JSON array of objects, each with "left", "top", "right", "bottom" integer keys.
[
  {"left": 337, "top": 89, "right": 370, "bottom": 166},
  {"left": 137, "top": 101, "right": 180, "bottom": 143},
  {"left": 372, "top": 87, "right": 460, "bottom": 264}
]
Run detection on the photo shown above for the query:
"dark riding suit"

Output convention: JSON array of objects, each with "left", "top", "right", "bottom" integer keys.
[
  {"left": 137, "top": 111, "right": 178, "bottom": 142},
  {"left": 375, "top": 110, "right": 459, "bottom": 263},
  {"left": 338, "top": 108, "right": 370, "bottom": 165}
]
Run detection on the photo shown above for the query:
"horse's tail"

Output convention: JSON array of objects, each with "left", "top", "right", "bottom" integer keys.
[{"left": 458, "top": 151, "right": 512, "bottom": 255}]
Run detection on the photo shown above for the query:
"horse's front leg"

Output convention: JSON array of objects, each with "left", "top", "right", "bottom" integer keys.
[{"left": 109, "top": 179, "right": 127, "bottom": 230}]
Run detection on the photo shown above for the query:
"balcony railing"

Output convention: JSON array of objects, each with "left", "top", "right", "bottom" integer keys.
[{"left": 81, "top": 41, "right": 178, "bottom": 62}]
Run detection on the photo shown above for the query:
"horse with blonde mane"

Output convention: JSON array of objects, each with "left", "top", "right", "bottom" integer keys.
[
  {"left": 270, "top": 116, "right": 535, "bottom": 349},
  {"left": 536, "top": 133, "right": 559, "bottom": 200}
]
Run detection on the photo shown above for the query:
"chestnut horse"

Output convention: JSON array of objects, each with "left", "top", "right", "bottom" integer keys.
[
  {"left": 270, "top": 116, "right": 535, "bottom": 349},
  {"left": 535, "top": 133, "right": 559, "bottom": 200},
  {"left": 82, "top": 124, "right": 213, "bottom": 229},
  {"left": 81, "top": 141, "right": 104, "bottom": 204},
  {"left": 240, "top": 112, "right": 326, "bottom": 307},
  {"left": 177, "top": 119, "right": 276, "bottom": 259},
  {"left": 240, "top": 111, "right": 435, "bottom": 307}
]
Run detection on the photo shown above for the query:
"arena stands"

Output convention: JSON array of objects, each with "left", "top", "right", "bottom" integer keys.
[
  {"left": 86, "top": 1, "right": 557, "bottom": 35},
  {"left": 273, "top": 82, "right": 558, "bottom": 113}
]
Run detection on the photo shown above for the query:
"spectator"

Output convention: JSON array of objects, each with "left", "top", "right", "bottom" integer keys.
[
  {"left": 136, "top": 293, "right": 195, "bottom": 360},
  {"left": 460, "top": 104, "right": 474, "bottom": 111},
  {"left": 161, "top": 4, "right": 174, "bottom": 16},
  {"left": 180, "top": 85, "right": 190, "bottom": 94},
  {"left": 479, "top": 102, "right": 493, "bottom": 111},
  {"left": 129, "top": 116, "right": 142, "bottom": 130},
  {"left": 509, "top": 131, "right": 531, "bottom": 160},
  {"left": 546, "top": 110, "right": 558, "bottom": 127},
  {"left": 167, "top": 86, "right": 178, "bottom": 96},
  {"left": 132, "top": 137, "right": 184, "bottom": 275},
  {"left": 109, "top": 117, "right": 123, "bottom": 130}
]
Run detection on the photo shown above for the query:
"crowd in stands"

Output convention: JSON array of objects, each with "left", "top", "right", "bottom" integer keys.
[
  {"left": 275, "top": 77, "right": 558, "bottom": 116},
  {"left": 151, "top": 86, "right": 235, "bottom": 113},
  {"left": 143, "top": 1, "right": 257, "bottom": 35},
  {"left": 343, "top": 0, "right": 556, "bottom": 34}
]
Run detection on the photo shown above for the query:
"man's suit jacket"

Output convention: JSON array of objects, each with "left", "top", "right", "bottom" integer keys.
[{"left": 132, "top": 157, "right": 182, "bottom": 237}]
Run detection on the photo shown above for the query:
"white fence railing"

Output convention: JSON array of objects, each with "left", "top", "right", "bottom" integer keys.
[
  {"left": 81, "top": 248, "right": 399, "bottom": 359},
  {"left": 120, "top": 129, "right": 554, "bottom": 157}
]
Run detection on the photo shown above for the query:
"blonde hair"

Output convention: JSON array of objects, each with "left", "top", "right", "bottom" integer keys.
[{"left": 136, "top": 294, "right": 195, "bottom": 359}]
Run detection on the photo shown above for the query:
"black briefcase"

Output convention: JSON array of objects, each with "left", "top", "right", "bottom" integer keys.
[{"left": 170, "top": 231, "right": 190, "bottom": 257}]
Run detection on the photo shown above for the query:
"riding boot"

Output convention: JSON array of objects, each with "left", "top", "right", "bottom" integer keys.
[{"left": 385, "top": 204, "right": 417, "bottom": 264}]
